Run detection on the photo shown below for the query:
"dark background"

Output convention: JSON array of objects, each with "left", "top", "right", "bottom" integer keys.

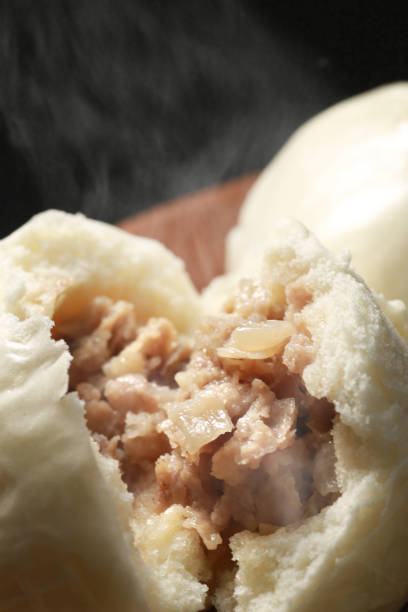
[{"left": 0, "top": 0, "right": 407, "bottom": 237}]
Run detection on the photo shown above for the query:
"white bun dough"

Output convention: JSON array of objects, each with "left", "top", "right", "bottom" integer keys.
[
  {"left": 227, "top": 82, "right": 408, "bottom": 302},
  {"left": 0, "top": 313, "right": 149, "bottom": 611},
  {"left": 0, "top": 211, "right": 200, "bottom": 611},
  {"left": 0, "top": 209, "right": 200, "bottom": 331}
]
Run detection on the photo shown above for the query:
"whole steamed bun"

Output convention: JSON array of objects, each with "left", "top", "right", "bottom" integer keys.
[{"left": 227, "top": 82, "right": 408, "bottom": 303}]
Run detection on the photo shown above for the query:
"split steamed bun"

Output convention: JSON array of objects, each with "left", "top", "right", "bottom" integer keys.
[
  {"left": 0, "top": 211, "right": 200, "bottom": 611},
  {"left": 204, "top": 218, "right": 408, "bottom": 611},
  {"left": 227, "top": 82, "right": 408, "bottom": 303},
  {"left": 1, "top": 210, "right": 408, "bottom": 611}
]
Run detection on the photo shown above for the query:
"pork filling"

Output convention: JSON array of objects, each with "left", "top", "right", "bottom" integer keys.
[{"left": 58, "top": 279, "right": 339, "bottom": 589}]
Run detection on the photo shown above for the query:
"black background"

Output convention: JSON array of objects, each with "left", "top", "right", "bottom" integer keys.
[{"left": 0, "top": 0, "right": 407, "bottom": 237}]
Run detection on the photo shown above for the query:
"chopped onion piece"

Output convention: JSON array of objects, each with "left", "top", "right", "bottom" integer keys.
[
  {"left": 217, "top": 320, "right": 294, "bottom": 360},
  {"left": 166, "top": 391, "right": 233, "bottom": 455},
  {"left": 231, "top": 320, "right": 295, "bottom": 351},
  {"left": 217, "top": 346, "right": 274, "bottom": 360}
]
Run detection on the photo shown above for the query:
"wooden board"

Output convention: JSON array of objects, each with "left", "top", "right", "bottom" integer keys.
[{"left": 118, "top": 173, "right": 259, "bottom": 290}]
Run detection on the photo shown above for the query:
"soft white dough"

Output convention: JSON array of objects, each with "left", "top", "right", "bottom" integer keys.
[
  {"left": 227, "top": 82, "right": 408, "bottom": 303},
  {"left": 0, "top": 312, "right": 149, "bottom": 611},
  {"left": 0, "top": 209, "right": 201, "bottom": 331}
]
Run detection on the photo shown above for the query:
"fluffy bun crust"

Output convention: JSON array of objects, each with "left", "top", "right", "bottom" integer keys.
[
  {"left": 0, "top": 313, "right": 149, "bottom": 611},
  {"left": 0, "top": 209, "right": 200, "bottom": 332},
  {"left": 227, "top": 82, "right": 408, "bottom": 303},
  {"left": 204, "top": 219, "right": 408, "bottom": 612}
]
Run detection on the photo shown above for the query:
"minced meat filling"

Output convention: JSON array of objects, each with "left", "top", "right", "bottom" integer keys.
[{"left": 61, "top": 282, "right": 339, "bottom": 555}]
